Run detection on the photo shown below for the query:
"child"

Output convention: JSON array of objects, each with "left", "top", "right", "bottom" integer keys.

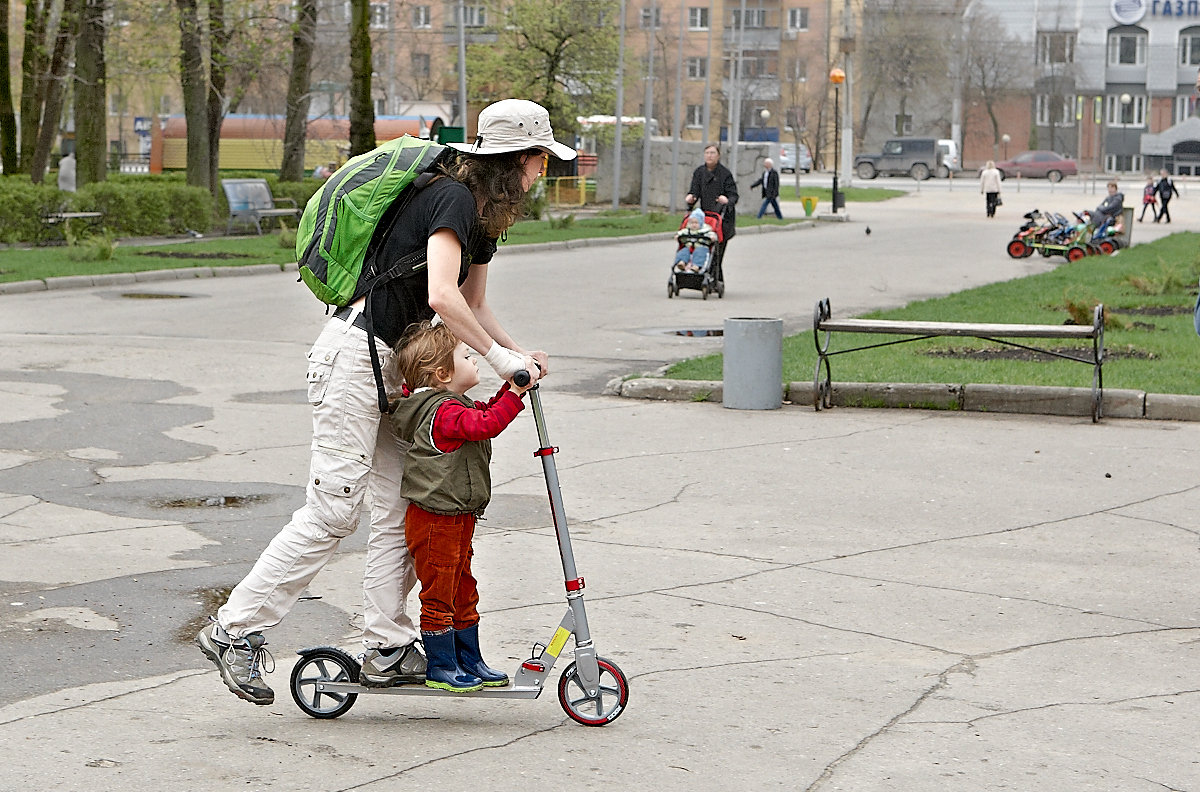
[
  {"left": 1139, "top": 176, "right": 1157, "bottom": 222},
  {"left": 674, "top": 208, "right": 718, "bottom": 273},
  {"left": 388, "top": 320, "right": 533, "bottom": 692}
]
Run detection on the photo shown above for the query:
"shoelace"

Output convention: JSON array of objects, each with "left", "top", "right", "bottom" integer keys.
[{"left": 224, "top": 641, "right": 275, "bottom": 681}]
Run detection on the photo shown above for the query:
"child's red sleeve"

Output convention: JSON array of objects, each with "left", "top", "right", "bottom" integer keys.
[{"left": 431, "top": 388, "right": 524, "bottom": 452}]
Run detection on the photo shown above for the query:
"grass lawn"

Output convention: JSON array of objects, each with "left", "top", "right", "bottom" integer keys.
[
  {"left": 0, "top": 234, "right": 296, "bottom": 284},
  {"left": 780, "top": 185, "right": 904, "bottom": 203},
  {"left": 667, "top": 232, "right": 1200, "bottom": 396},
  {"left": 504, "top": 207, "right": 812, "bottom": 245}
]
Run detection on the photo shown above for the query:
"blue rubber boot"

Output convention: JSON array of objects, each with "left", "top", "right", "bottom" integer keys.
[
  {"left": 421, "top": 630, "right": 482, "bottom": 693},
  {"left": 454, "top": 624, "right": 510, "bottom": 687}
]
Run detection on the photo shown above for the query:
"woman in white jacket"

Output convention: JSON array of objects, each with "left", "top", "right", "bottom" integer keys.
[{"left": 980, "top": 161, "right": 1002, "bottom": 218}]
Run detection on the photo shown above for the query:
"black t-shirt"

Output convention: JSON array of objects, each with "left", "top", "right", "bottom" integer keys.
[{"left": 357, "top": 177, "right": 497, "bottom": 347}]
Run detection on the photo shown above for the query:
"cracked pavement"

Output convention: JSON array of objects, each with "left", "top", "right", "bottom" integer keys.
[{"left": 1, "top": 185, "right": 1198, "bottom": 791}]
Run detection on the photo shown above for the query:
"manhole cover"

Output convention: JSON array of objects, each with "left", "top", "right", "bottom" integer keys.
[
  {"left": 156, "top": 495, "right": 268, "bottom": 508},
  {"left": 121, "top": 292, "right": 191, "bottom": 299}
]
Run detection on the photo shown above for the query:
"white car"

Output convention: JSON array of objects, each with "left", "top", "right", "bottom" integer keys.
[
  {"left": 936, "top": 139, "right": 961, "bottom": 178},
  {"left": 778, "top": 143, "right": 812, "bottom": 174}
]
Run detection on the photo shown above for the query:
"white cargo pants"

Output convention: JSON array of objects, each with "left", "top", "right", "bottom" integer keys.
[{"left": 217, "top": 311, "right": 419, "bottom": 649}]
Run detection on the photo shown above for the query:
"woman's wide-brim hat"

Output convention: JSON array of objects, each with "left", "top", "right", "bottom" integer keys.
[{"left": 447, "top": 99, "right": 577, "bottom": 161}]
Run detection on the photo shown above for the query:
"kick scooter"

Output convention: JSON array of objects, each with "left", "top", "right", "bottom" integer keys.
[{"left": 288, "top": 371, "right": 629, "bottom": 726}]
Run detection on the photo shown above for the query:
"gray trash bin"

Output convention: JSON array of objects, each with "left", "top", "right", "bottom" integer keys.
[{"left": 722, "top": 317, "right": 783, "bottom": 410}]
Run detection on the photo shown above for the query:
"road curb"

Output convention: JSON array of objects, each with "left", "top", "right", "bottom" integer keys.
[{"left": 607, "top": 377, "right": 1200, "bottom": 421}]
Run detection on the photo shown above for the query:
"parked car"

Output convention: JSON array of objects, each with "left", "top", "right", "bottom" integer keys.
[
  {"left": 993, "top": 151, "right": 1077, "bottom": 182},
  {"left": 777, "top": 142, "right": 812, "bottom": 173},
  {"left": 936, "top": 139, "right": 961, "bottom": 178},
  {"left": 854, "top": 137, "right": 943, "bottom": 181}
]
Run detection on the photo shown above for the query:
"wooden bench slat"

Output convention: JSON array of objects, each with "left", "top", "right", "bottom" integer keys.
[{"left": 819, "top": 318, "right": 1097, "bottom": 339}]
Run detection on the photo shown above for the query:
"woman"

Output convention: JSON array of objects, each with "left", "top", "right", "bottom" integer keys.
[
  {"left": 197, "top": 99, "right": 575, "bottom": 705},
  {"left": 979, "top": 160, "right": 1002, "bottom": 218}
]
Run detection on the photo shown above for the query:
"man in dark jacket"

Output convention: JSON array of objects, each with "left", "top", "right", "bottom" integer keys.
[
  {"left": 750, "top": 158, "right": 782, "bottom": 219},
  {"left": 686, "top": 144, "right": 738, "bottom": 242},
  {"left": 1154, "top": 169, "right": 1180, "bottom": 223}
]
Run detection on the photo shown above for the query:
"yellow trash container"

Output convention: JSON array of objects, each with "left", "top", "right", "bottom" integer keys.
[{"left": 800, "top": 196, "right": 819, "bottom": 217}]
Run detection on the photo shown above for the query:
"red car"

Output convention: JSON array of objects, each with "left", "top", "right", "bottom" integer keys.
[{"left": 994, "top": 151, "right": 1078, "bottom": 182}]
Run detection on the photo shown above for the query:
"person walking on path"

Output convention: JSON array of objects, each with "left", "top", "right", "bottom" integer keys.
[
  {"left": 196, "top": 99, "right": 575, "bottom": 706},
  {"left": 1155, "top": 169, "right": 1179, "bottom": 223},
  {"left": 751, "top": 158, "right": 782, "bottom": 219},
  {"left": 57, "top": 152, "right": 76, "bottom": 192},
  {"left": 979, "top": 160, "right": 1002, "bottom": 218},
  {"left": 1139, "top": 176, "right": 1158, "bottom": 222},
  {"left": 685, "top": 143, "right": 738, "bottom": 244}
]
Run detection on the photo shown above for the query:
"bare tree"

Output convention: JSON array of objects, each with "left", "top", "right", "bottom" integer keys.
[
  {"left": 29, "top": 0, "right": 81, "bottom": 183},
  {"left": 964, "top": 12, "right": 1031, "bottom": 157},
  {"left": 280, "top": 0, "right": 318, "bottom": 181},
  {"left": 348, "top": 0, "right": 374, "bottom": 156},
  {"left": 857, "top": 0, "right": 949, "bottom": 140},
  {"left": 18, "top": 0, "right": 50, "bottom": 174},
  {"left": 75, "top": 0, "right": 107, "bottom": 187},
  {"left": 0, "top": 0, "right": 17, "bottom": 173},
  {"left": 176, "top": 0, "right": 209, "bottom": 187}
]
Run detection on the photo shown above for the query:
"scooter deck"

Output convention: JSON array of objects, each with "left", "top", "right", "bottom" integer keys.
[{"left": 314, "top": 680, "right": 544, "bottom": 699}]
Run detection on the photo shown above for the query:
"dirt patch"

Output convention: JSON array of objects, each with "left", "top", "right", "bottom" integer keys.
[
  {"left": 135, "top": 251, "right": 252, "bottom": 260},
  {"left": 1111, "top": 305, "right": 1191, "bottom": 316},
  {"left": 924, "top": 346, "right": 1156, "bottom": 361}
]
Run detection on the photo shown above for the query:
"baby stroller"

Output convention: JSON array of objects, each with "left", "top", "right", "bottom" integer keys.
[{"left": 668, "top": 206, "right": 726, "bottom": 299}]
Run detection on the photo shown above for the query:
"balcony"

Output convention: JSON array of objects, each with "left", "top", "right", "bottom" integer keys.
[
  {"left": 722, "top": 76, "right": 781, "bottom": 102},
  {"left": 723, "top": 27, "right": 781, "bottom": 52}
]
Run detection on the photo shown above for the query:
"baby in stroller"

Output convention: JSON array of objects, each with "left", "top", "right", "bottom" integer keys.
[{"left": 673, "top": 208, "right": 718, "bottom": 273}]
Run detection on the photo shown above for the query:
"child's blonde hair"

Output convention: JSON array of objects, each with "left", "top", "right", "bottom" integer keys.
[{"left": 395, "top": 320, "right": 458, "bottom": 389}]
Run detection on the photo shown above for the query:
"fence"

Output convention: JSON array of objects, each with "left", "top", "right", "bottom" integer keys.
[{"left": 545, "top": 176, "right": 595, "bottom": 207}]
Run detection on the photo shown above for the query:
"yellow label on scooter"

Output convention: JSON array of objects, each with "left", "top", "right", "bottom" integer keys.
[{"left": 547, "top": 627, "right": 571, "bottom": 657}]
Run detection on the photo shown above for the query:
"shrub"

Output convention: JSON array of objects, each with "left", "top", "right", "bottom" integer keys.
[{"left": 0, "top": 177, "right": 69, "bottom": 243}]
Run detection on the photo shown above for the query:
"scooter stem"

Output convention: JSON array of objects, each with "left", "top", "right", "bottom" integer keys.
[{"left": 527, "top": 386, "right": 593, "bottom": 648}]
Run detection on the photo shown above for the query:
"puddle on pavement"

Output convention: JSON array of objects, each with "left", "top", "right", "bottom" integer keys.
[
  {"left": 176, "top": 585, "right": 234, "bottom": 643},
  {"left": 120, "top": 292, "right": 192, "bottom": 299},
  {"left": 156, "top": 495, "right": 269, "bottom": 509}
]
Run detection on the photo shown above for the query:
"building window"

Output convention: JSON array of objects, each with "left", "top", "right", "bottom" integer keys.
[
  {"left": 894, "top": 114, "right": 912, "bottom": 135},
  {"left": 1180, "top": 28, "right": 1200, "bottom": 65},
  {"left": 451, "top": 4, "right": 486, "bottom": 27},
  {"left": 1036, "top": 32, "right": 1075, "bottom": 64},
  {"left": 688, "top": 7, "right": 708, "bottom": 30},
  {"left": 686, "top": 57, "right": 707, "bottom": 79},
  {"left": 412, "top": 52, "right": 431, "bottom": 78},
  {"left": 731, "top": 8, "right": 767, "bottom": 28},
  {"left": 686, "top": 104, "right": 703, "bottom": 128},
  {"left": 728, "top": 52, "right": 776, "bottom": 80},
  {"left": 1036, "top": 95, "right": 1074, "bottom": 127},
  {"left": 1107, "top": 31, "right": 1146, "bottom": 65},
  {"left": 1176, "top": 94, "right": 1197, "bottom": 124},
  {"left": 1107, "top": 94, "right": 1146, "bottom": 126},
  {"left": 640, "top": 6, "right": 660, "bottom": 28},
  {"left": 370, "top": 2, "right": 388, "bottom": 28},
  {"left": 789, "top": 58, "right": 807, "bottom": 81},
  {"left": 375, "top": 97, "right": 387, "bottom": 116},
  {"left": 787, "top": 8, "right": 809, "bottom": 31},
  {"left": 413, "top": 5, "right": 432, "bottom": 28}
]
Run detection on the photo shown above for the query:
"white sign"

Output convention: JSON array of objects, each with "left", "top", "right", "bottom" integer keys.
[{"left": 1111, "top": 0, "right": 1148, "bottom": 24}]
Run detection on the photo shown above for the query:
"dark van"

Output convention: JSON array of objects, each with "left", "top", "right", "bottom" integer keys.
[{"left": 854, "top": 137, "right": 943, "bottom": 181}]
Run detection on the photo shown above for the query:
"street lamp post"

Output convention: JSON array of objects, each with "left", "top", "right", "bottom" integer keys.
[
  {"left": 830, "top": 67, "right": 845, "bottom": 212},
  {"left": 1001, "top": 133, "right": 1010, "bottom": 160}
]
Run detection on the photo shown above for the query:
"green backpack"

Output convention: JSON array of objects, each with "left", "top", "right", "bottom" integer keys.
[{"left": 296, "top": 135, "right": 449, "bottom": 306}]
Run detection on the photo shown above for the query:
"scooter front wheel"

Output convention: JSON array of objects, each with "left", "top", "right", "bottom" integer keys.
[
  {"left": 290, "top": 647, "right": 360, "bottom": 719},
  {"left": 558, "top": 656, "right": 629, "bottom": 726}
]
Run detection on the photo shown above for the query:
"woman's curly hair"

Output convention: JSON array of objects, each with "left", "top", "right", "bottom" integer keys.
[{"left": 440, "top": 149, "right": 540, "bottom": 238}]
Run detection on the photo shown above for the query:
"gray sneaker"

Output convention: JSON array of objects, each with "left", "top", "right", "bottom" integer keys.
[
  {"left": 360, "top": 642, "right": 427, "bottom": 687},
  {"left": 196, "top": 624, "right": 275, "bottom": 705}
]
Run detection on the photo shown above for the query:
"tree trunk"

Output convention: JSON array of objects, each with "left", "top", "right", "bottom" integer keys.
[
  {"left": 18, "top": 0, "right": 49, "bottom": 174},
  {"left": 204, "top": 0, "right": 228, "bottom": 193},
  {"left": 176, "top": 0, "right": 209, "bottom": 189},
  {"left": 0, "top": 0, "right": 19, "bottom": 174},
  {"left": 348, "top": 0, "right": 374, "bottom": 156},
  {"left": 74, "top": 0, "right": 107, "bottom": 187},
  {"left": 30, "top": 0, "right": 81, "bottom": 184},
  {"left": 280, "top": 0, "right": 318, "bottom": 181}
]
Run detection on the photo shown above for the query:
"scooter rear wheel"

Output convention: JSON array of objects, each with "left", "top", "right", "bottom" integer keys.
[
  {"left": 558, "top": 656, "right": 629, "bottom": 726},
  {"left": 290, "top": 647, "right": 360, "bottom": 719}
]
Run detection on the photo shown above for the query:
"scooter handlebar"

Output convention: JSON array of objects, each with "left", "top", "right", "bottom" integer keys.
[{"left": 513, "top": 370, "right": 531, "bottom": 387}]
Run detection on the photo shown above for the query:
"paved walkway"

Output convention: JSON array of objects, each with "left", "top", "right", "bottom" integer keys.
[{"left": 0, "top": 185, "right": 1197, "bottom": 791}]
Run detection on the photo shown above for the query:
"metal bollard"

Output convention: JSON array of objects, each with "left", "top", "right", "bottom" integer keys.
[{"left": 722, "top": 317, "right": 783, "bottom": 410}]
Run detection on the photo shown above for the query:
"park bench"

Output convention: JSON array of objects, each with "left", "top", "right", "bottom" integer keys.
[
  {"left": 812, "top": 298, "right": 1106, "bottom": 422},
  {"left": 221, "top": 178, "right": 299, "bottom": 235},
  {"left": 37, "top": 209, "right": 105, "bottom": 245}
]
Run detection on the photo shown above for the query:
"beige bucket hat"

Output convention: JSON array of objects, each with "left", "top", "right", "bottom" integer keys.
[{"left": 448, "top": 99, "right": 577, "bottom": 161}]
